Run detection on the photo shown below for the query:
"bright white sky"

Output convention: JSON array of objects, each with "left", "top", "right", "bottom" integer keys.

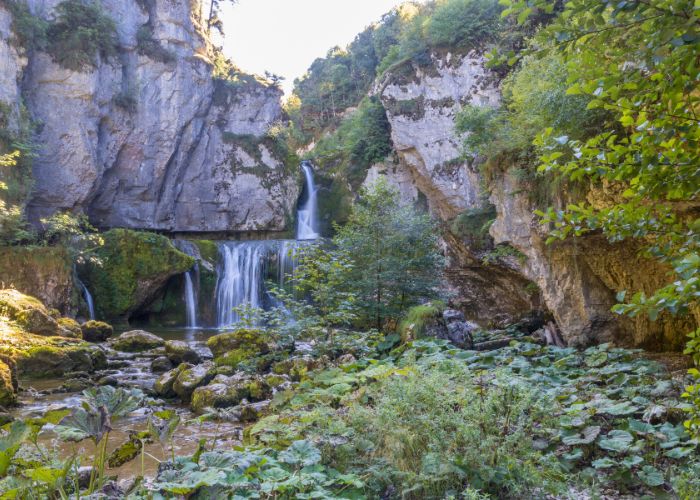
[{"left": 219, "top": 0, "right": 420, "bottom": 95}]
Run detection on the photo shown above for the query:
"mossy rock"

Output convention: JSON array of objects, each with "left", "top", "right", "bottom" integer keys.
[
  {"left": 81, "top": 320, "right": 113, "bottom": 342},
  {"left": 112, "top": 330, "right": 164, "bottom": 352},
  {"left": 0, "top": 360, "right": 16, "bottom": 407},
  {"left": 80, "top": 229, "right": 195, "bottom": 320},
  {"left": 398, "top": 302, "right": 447, "bottom": 343},
  {"left": 271, "top": 356, "right": 322, "bottom": 382},
  {"left": 190, "top": 374, "right": 272, "bottom": 414},
  {"left": 173, "top": 362, "right": 215, "bottom": 402},
  {"left": 57, "top": 317, "right": 82, "bottom": 338},
  {"left": 165, "top": 340, "right": 201, "bottom": 365},
  {"left": 0, "top": 289, "right": 66, "bottom": 337},
  {"left": 16, "top": 344, "right": 106, "bottom": 378},
  {"left": 153, "top": 363, "right": 188, "bottom": 398},
  {"left": 207, "top": 328, "right": 269, "bottom": 358}
]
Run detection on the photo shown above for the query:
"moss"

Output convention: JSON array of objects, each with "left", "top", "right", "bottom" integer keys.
[
  {"left": 57, "top": 317, "right": 82, "bottom": 338},
  {"left": 207, "top": 329, "right": 269, "bottom": 358},
  {"left": 398, "top": 301, "right": 446, "bottom": 342},
  {"left": 0, "top": 288, "right": 64, "bottom": 336},
  {"left": 0, "top": 360, "right": 16, "bottom": 406},
  {"left": 108, "top": 431, "right": 151, "bottom": 468},
  {"left": 80, "top": 320, "right": 113, "bottom": 342},
  {"left": 193, "top": 240, "right": 219, "bottom": 265},
  {"left": 81, "top": 229, "right": 194, "bottom": 320}
]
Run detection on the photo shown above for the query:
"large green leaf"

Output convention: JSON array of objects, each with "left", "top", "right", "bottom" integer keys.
[
  {"left": 0, "top": 421, "right": 31, "bottom": 475},
  {"left": 279, "top": 440, "right": 321, "bottom": 467},
  {"left": 598, "top": 430, "right": 634, "bottom": 453}
]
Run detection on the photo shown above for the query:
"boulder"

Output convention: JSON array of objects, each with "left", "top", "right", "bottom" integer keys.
[
  {"left": 57, "top": 318, "right": 82, "bottom": 338},
  {"left": 113, "top": 330, "right": 164, "bottom": 352},
  {"left": 173, "top": 362, "right": 215, "bottom": 402},
  {"left": 439, "top": 309, "right": 477, "bottom": 349},
  {"left": 208, "top": 329, "right": 269, "bottom": 370},
  {"left": 81, "top": 321, "right": 114, "bottom": 342},
  {"left": 190, "top": 374, "right": 272, "bottom": 414},
  {"left": 16, "top": 345, "right": 106, "bottom": 378},
  {"left": 272, "top": 356, "right": 324, "bottom": 382},
  {"left": 151, "top": 356, "right": 173, "bottom": 373},
  {"left": 0, "top": 289, "right": 64, "bottom": 337},
  {"left": 164, "top": 340, "right": 201, "bottom": 365},
  {"left": 153, "top": 364, "right": 189, "bottom": 398}
]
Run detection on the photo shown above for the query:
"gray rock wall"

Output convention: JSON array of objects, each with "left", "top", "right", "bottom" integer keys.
[{"left": 1, "top": 0, "right": 298, "bottom": 233}]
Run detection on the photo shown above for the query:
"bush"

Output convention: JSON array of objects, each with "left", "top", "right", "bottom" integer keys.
[
  {"left": 425, "top": 0, "right": 501, "bottom": 48},
  {"left": 346, "top": 360, "right": 564, "bottom": 497},
  {"left": 310, "top": 96, "right": 392, "bottom": 188},
  {"left": 449, "top": 205, "right": 496, "bottom": 250},
  {"left": 135, "top": 25, "right": 175, "bottom": 64},
  {"left": 5, "top": 0, "right": 49, "bottom": 51},
  {"left": 45, "top": 0, "right": 119, "bottom": 72}
]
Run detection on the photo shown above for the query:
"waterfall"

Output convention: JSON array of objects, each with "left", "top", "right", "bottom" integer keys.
[
  {"left": 278, "top": 240, "right": 298, "bottom": 287},
  {"left": 173, "top": 240, "right": 201, "bottom": 329},
  {"left": 296, "top": 162, "right": 320, "bottom": 240},
  {"left": 80, "top": 281, "right": 96, "bottom": 320},
  {"left": 184, "top": 268, "right": 198, "bottom": 328},
  {"left": 216, "top": 241, "right": 274, "bottom": 328}
]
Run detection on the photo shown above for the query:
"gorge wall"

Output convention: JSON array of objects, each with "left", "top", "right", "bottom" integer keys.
[
  {"left": 368, "top": 50, "right": 696, "bottom": 349},
  {"left": 0, "top": 0, "right": 299, "bottom": 234}
]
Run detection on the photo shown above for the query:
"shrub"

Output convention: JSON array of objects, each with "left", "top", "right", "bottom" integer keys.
[
  {"left": 45, "top": 0, "right": 119, "bottom": 72},
  {"left": 5, "top": 0, "right": 49, "bottom": 51},
  {"left": 310, "top": 96, "right": 392, "bottom": 188},
  {"left": 346, "top": 360, "right": 565, "bottom": 497},
  {"left": 449, "top": 205, "right": 496, "bottom": 250},
  {"left": 135, "top": 25, "right": 175, "bottom": 64},
  {"left": 398, "top": 301, "right": 445, "bottom": 342}
]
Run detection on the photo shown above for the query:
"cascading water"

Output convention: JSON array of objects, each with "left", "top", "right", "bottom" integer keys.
[
  {"left": 184, "top": 268, "right": 198, "bottom": 328},
  {"left": 172, "top": 240, "right": 202, "bottom": 329},
  {"left": 296, "top": 162, "right": 320, "bottom": 240},
  {"left": 216, "top": 241, "right": 273, "bottom": 328},
  {"left": 79, "top": 281, "right": 96, "bottom": 320},
  {"left": 211, "top": 162, "right": 322, "bottom": 328}
]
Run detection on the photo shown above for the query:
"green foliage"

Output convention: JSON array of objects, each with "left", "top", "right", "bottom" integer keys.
[
  {"left": 449, "top": 205, "right": 496, "bottom": 250},
  {"left": 45, "top": 0, "right": 119, "bottom": 72},
  {"left": 425, "top": 0, "right": 502, "bottom": 48},
  {"left": 398, "top": 301, "right": 445, "bottom": 341},
  {"left": 310, "top": 96, "right": 392, "bottom": 188},
  {"left": 135, "top": 24, "right": 175, "bottom": 64},
  {"left": 0, "top": 151, "right": 35, "bottom": 246},
  {"left": 333, "top": 179, "right": 444, "bottom": 330},
  {"left": 455, "top": 51, "right": 608, "bottom": 205},
  {"left": 500, "top": 0, "right": 700, "bottom": 438},
  {"left": 5, "top": 0, "right": 49, "bottom": 51},
  {"left": 80, "top": 229, "right": 194, "bottom": 319}
]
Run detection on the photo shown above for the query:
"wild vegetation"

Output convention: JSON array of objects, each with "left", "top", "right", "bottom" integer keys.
[{"left": 0, "top": 0, "right": 698, "bottom": 498}]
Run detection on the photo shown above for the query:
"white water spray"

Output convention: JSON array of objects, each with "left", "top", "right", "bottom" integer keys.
[
  {"left": 79, "top": 280, "right": 95, "bottom": 320},
  {"left": 184, "top": 269, "right": 198, "bottom": 328},
  {"left": 296, "top": 162, "right": 320, "bottom": 240}
]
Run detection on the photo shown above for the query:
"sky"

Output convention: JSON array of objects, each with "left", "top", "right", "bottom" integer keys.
[{"left": 219, "top": 0, "right": 420, "bottom": 95}]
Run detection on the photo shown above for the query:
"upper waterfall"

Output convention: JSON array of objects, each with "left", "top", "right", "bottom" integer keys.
[{"left": 296, "top": 162, "right": 320, "bottom": 240}]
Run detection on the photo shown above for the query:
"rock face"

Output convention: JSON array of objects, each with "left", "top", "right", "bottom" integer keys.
[
  {"left": 375, "top": 51, "right": 696, "bottom": 349},
  {"left": 489, "top": 172, "right": 698, "bottom": 349},
  {"left": 1, "top": 0, "right": 298, "bottom": 233},
  {"left": 377, "top": 52, "right": 499, "bottom": 220},
  {"left": 0, "top": 247, "right": 74, "bottom": 313},
  {"left": 377, "top": 52, "right": 541, "bottom": 328}
]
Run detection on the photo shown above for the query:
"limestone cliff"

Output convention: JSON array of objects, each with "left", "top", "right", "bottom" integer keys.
[
  {"left": 0, "top": 0, "right": 298, "bottom": 234},
  {"left": 373, "top": 50, "right": 695, "bottom": 349}
]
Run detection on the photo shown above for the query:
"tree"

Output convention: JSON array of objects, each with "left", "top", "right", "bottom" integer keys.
[
  {"left": 204, "top": 0, "right": 238, "bottom": 35},
  {"left": 333, "top": 178, "right": 444, "bottom": 330},
  {"left": 500, "top": 0, "right": 699, "bottom": 439}
]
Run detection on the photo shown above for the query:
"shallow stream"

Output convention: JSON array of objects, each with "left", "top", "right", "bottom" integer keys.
[{"left": 12, "top": 327, "right": 242, "bottom": 480}]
